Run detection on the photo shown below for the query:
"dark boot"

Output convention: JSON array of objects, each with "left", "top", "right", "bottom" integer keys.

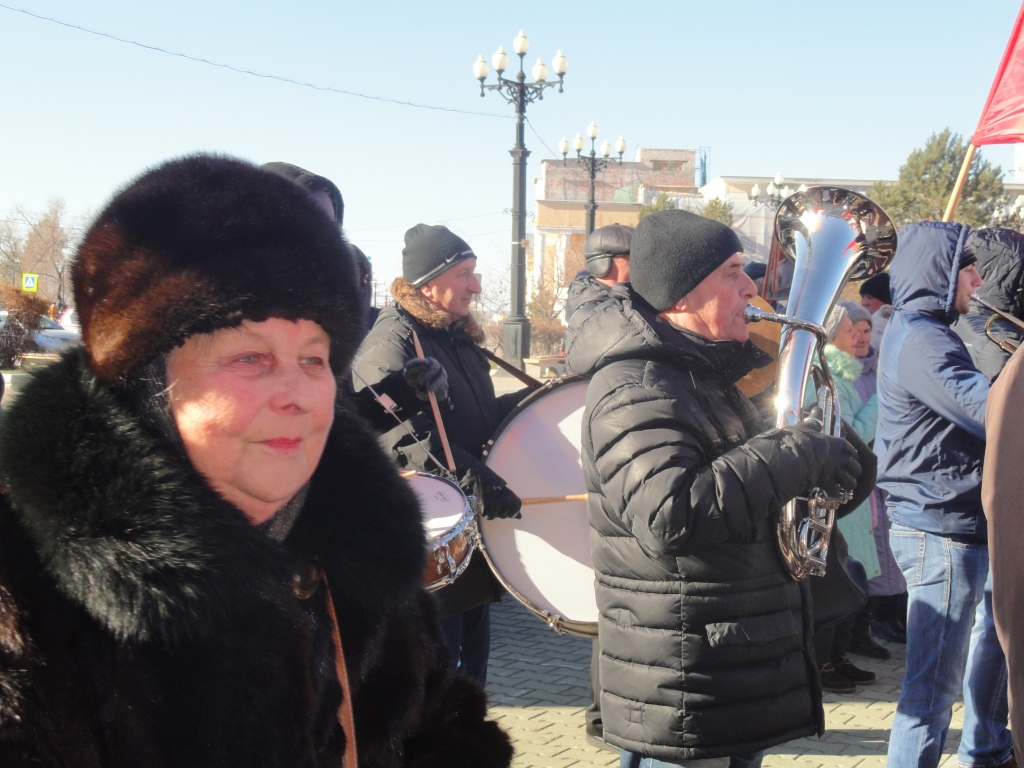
[
  {"left": 819, "top": 662, "right": 856, "bottom": 693},
  {"left": 835, "top": 656, "right": 876, "bottom": 684},
  {"left": 848, "top": 602, "right": 890, "bottom": 659},
  {"left": 872, "top": 593, "right": 907, "bottom": 643}
]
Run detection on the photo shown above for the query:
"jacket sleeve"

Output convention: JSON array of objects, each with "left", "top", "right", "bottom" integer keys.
[
  {"left": 350, "top": 317, "right": 439, "bottom": 429},
  {"left": 899, "top": 320, "right": 989, "bottom": 439},
  {"left": 589, "top": 379, "right": 820, "bottom": 558},
  {"left": 849, "top": 392, "right": 877, "bottom": 444}
]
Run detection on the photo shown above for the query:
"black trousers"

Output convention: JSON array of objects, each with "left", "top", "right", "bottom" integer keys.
[{"left": 813, "top": 616, "right": 854, "bottom": 666}]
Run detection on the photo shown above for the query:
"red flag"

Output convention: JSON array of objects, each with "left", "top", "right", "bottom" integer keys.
[{"left": 974, "top": 2, "right": 1024, "bottom": 145}]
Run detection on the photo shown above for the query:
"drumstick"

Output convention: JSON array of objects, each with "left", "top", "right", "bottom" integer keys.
[
  {"left": 520, "top": 494, "right": 589, "bottom": 505},
  {"left": 411, "top": 329, "right": 457, "bottom": 474}
]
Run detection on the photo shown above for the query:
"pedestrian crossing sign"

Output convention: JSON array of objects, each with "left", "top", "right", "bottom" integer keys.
[{"left": 21, "top": 274, "right": 38, "bottom": 293}]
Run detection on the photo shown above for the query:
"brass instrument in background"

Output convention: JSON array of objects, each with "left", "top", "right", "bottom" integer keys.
[
  {"left": 971, "top": 293, "right": 1024, "bottom": 355},
  {"left": 746, "top": 187, "right": 896, "bottom": 580}
]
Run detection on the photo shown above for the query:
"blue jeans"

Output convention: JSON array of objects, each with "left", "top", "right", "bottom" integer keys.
[
  {"left": 439, "top": 603, "right": 490, "bottom": 686},
  {"left": 887, "top": 525, "right": 1012, "bottom": 768},
  {"left": 619, "top": 750, "right": 763, "bottom": 768}
]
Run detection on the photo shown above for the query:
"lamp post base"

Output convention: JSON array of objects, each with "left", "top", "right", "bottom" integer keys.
[{"left": 502, "top": 316, "right": 531, "bottom": 371}]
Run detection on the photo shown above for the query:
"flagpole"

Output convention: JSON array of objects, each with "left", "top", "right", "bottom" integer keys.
[{"left": 942, "top": 143, "right": 977, "bottom": 222}]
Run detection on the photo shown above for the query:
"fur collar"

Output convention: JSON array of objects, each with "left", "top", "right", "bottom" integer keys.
[
  {"left": 0, "top": 348, "right": 425, "bottom": 647},
  {"left": 823, "top": 344, "right": 862, "bottom": 382},
  {"left": 391, "top": 277, "right": 486, "bottom": 344}
]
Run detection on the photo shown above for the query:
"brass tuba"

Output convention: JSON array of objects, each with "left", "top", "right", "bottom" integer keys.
[{"left": 745, "top": 187, "right": 896, "bottom": 580}]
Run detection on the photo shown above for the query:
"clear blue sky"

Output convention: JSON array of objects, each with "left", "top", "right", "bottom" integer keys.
[{"left": 1, "top": 0, "right": 1020, "bottom": 285}]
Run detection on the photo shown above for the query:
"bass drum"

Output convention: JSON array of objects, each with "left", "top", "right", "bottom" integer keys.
[{"left": 479, "top": 375, "right": 596, "bottom": 638}]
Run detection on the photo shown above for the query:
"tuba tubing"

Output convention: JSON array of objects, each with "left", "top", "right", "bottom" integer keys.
[
  {"left": 749, "top": 187, "right": 896, "bottom": 580},
  {"left": 972, "top": 292, "right": 1024, "bottom": 355}
]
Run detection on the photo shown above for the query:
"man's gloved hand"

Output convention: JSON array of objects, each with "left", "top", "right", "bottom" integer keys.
[
  {"left": 480, "top": 484, "right": 523, "bottom": 520},
  {"left": 784, "top": 421, "right": 862, "bottom": 496},
  {"left": 460, "top": 459, "right": 522, "bottom": 519},
  {"left": 402, "top": 357, "right": 449, "bottom": 402}
]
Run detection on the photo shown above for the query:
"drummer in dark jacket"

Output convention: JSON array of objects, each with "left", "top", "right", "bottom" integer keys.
[
  {"left": 352, "top": 224, "right": 528, "bottom": 685},
  {"left": 567, "top": 210, "right": 862, "bottom": 767},
  {"left": 564, "top": 224, "right": 633, "bottom": 321}
]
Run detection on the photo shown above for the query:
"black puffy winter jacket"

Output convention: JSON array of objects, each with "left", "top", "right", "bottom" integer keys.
[
  {"left": 566, "top": 284, "right": 823, "bottom": 761},
  {"left": 952, "top": 227, "right": 1024, "bottom": 381}
]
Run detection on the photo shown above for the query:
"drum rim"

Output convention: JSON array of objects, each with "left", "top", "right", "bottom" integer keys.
[
  {"left": 481, "top": 373, "right": 590, "bottom": 461},
  {"left": 408, "top": 471, "right": 474, "bottom": 545},
  {"left": 408, "top": 471, "right": 478, "bottom": 594},
  {"left": 478, "top": 373, "right": 597, "bottom": 639}
]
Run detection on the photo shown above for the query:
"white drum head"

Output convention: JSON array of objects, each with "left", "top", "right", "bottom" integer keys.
[
  {"left": 406, "top": 473, "right": 469, "bottom": 537},
  {"left": 481, "top": 378, "right": 596, "bottom": 628}
]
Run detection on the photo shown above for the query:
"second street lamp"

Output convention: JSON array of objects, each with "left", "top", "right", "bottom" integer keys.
[
  {"left": 474, "top": 31, "right": 567, "bottom": 370},
  {"left": 558, "top": 122, "right": 626, "bottom": 234}
]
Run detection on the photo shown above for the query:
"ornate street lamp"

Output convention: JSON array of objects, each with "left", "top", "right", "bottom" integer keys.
[
  {"left": 474, "top": 31, "right": 567, "bottom": 369},
  {"left": 558, "top": 122, "right": 626, "bottom": 234},
  {"left": 749, "top": 172, "right": 792, "bottom": 210}
]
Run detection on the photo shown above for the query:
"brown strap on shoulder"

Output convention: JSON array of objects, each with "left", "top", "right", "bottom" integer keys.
[
  {"left": 411, "top": 328, "right": 457, "bottom": 473},
  {"left": 322, "top": 577, "right": 358, "bottom": 768}
]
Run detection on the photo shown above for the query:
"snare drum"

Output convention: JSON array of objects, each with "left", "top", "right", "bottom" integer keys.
[{"left": 403, "top": 472, "right": 477, "bottom": 592}]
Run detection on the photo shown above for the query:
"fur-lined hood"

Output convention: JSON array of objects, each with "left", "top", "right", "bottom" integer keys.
[
  {"left": 391, "top": 277, "right": 485, "bottom": 344},
  {"left": 823, "top": 344, "right": 862, "bottom": 383},
  {"left": 0, "top": 348, "right": 425, "bottom": 647}
]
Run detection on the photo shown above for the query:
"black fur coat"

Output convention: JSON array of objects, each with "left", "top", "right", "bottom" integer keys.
[{"left": 0, "top": 349, "right": 513, "bottom": 768}]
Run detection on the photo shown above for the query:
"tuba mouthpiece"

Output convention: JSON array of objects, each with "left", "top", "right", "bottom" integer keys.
[{"left": 744, "top": 305, "right": 766, "bottom": 324}]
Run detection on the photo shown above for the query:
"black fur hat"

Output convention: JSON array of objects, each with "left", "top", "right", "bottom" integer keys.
[{"left": 72, "top": 154, "right": 363, "bottom": 384}]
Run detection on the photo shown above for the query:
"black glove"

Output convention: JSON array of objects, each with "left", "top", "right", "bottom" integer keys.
[
  {"left": 460, "top": 459, "right": 522, "bottom": 519},
  {"left": 402, "top": 357, "right": 448, "bottom": 402},
  {"left": 784, "top": 420, "right": 862, "bottom": 496},
  {"left": 479, "top": 484, "right": 522, "bottom": 520}
]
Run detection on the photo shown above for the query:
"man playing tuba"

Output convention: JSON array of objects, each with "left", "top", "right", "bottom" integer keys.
[{"left": 566, "top": 210, "right": 862, "bottom": 767}]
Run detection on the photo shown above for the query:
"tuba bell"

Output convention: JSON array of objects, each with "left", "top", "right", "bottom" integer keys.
[{"left": 746, "top": 187, "right": 896, "bottom": 580}]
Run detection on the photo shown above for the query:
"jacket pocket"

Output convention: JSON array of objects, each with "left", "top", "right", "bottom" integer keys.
[{"left": 705, "top": 609, "right": 800, "bottom": 647}]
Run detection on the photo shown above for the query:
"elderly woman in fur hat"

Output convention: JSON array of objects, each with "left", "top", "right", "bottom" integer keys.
[{"left": 0, "top": 155, "right": 513, "bottom": 768}]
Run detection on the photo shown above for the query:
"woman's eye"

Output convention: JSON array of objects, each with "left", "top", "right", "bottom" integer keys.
[{"left": 302, "top": 356, "right": 326, "bottom": 368}]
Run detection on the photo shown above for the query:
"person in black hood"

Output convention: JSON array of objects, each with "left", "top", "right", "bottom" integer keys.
[
  {"left": 952, "top": 227, "right": 1024, "bottom": 381},
  {"left": 568, "top": 209, "right": 864, "bottom": 766},
  {"left": 262, "top": 161, "right": 344, "bottom": 225}
]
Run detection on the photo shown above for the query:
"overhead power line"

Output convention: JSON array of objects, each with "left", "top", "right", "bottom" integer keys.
[{"left": 0, "top": 3, "right": 513, "bottom": 120}]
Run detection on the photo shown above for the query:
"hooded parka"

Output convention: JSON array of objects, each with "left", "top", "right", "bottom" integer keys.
[
  {"left": 875, "top": 222, "right": 990, "bottom": 541},
  {"left": 565, "top": 284, "right": 824, "bottom": 761}
]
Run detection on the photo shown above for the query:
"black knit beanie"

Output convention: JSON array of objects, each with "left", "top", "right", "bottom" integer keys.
[
  {"left": 629, "top": 210, "right": 742, "bottom": 311},
  {"left": 402, "top": 224, "right": 476, "bottom": 287},
  {"left": 859, "top": 272, "right": 891, "bottom": 305}
]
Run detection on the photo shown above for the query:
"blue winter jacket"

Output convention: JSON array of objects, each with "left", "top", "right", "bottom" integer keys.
[{"left": 875, "top": 222, "right": 990, "bottom": 541}]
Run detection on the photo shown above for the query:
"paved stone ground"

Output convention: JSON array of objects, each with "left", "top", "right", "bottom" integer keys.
[{"left": 486, "top": 597, "right": 965, "bottom": 768}]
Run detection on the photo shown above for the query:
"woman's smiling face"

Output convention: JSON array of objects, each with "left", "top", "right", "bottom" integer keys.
[{"left": 166, "top": 318, "right": 335, "bottom": 524}]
